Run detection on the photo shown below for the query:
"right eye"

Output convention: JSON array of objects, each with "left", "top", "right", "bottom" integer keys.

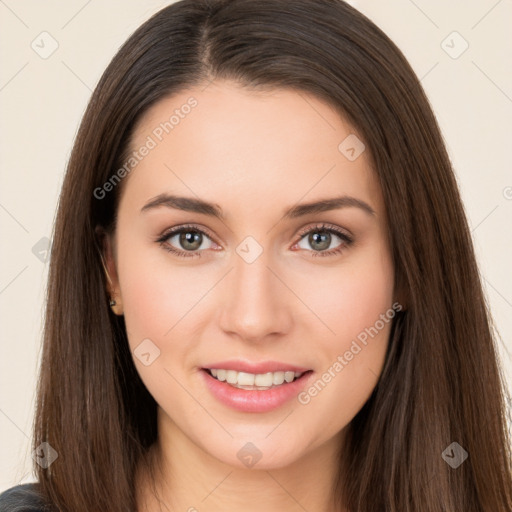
[{"left": 156, "top": 224, "right": 220, "bottom": 258}]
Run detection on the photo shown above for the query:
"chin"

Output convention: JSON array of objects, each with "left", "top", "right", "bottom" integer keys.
[{"left": 201, "top": 433, "right": 315, "bottom": 472}]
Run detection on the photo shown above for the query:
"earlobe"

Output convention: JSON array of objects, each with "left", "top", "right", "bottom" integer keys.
[
  {"left": 95, "top": 226, "right": 124, "bottom": 316},
  {"left": 100, "top": 251, "right": 124, "bottom": 316}
]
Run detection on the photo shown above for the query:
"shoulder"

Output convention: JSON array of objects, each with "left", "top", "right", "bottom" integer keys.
[{"left": 0, "top": 483, "right": 51, "bottom": 511}]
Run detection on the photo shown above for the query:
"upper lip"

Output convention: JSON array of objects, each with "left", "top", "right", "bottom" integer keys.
[{"left": 202, "top": 360, "right": 311, "bottom": 374}]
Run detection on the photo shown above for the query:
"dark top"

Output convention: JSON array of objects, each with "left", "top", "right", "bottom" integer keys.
[{"left": 0, "top": 483, "right": 50, "bottom": 511}]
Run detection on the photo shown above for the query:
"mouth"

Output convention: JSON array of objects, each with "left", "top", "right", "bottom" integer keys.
[
  {"left": 202, "top": 368, "right": 312, "bottom": 390},
  {"left": 200, "top": 360, "right": 315, "bottom": 412}
]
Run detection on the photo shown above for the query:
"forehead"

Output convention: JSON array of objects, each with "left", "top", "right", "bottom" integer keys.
[{"left": 119, "top": 80, "right": 383, "bottom": 220}]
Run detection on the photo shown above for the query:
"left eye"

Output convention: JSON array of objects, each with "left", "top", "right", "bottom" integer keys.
[{"left": 295, "top": 229, "right": 348, "bottom": 253}]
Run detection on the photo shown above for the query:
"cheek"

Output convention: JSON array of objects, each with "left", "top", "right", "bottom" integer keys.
[
  {"left": 117, "top": 241, "right": 211, "bottom": 344},
  {"left": 115, "top": 242, "right": 208, "bottom": 410},
  {"left": 298, "top": 246, "right": 395, "bottom": 350},
  {"left": 294, "top": 247, "right": 395, "bottom": 426}
]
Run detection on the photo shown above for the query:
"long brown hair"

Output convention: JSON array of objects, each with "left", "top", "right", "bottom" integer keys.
[{"left": 33, "top": 1, "right": 512, "bottom": 510}]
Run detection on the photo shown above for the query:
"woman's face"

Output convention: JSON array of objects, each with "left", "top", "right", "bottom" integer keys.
[{"left": 105, "top": 80, "right": 395, "bottom": 469}]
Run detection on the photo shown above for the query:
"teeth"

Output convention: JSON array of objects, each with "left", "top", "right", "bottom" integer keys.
[
  {"left": 272, "top": 371, "right": 285, "bottom": 385},
  {"left": 226, "top": 370, "right": 237, "bottom": 384},
  {"left": 238, "top": 372, "right": 255, "bottom": 386},
  {"left": 208, "top": 368, "right": 304, "bottom": 389},
  {"left": 254, "top": 373, "right": 272, "bottom": 387},
  {"left": 284, "top": 371, "right": 295, "bottom": 383}
]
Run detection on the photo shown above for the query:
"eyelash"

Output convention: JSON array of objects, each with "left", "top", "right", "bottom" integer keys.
[{"left": 155, "top": 222, "right": 354, "bottom": 259}]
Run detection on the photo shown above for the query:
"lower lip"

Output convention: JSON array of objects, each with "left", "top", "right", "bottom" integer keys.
[{"left": 201, "top": 369, "right": 314, "bottom": 413}]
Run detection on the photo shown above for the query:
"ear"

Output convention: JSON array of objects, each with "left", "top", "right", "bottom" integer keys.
[{"left": 95, "top": 225, "right": 124, "bottom": 315}]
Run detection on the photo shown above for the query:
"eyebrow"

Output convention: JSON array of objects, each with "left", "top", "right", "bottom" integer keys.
[{"left": 140, "top": 193, "right": 376, "bottom": 219}]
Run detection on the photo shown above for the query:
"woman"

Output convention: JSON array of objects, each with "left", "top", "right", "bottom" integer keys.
[{"left": 1, "top": 0, "right": 511, "bottom": 510}]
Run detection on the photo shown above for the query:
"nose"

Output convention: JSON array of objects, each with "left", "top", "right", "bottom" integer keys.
[{"left": 218, "top": 249, "right": 293, "bottom": 343}]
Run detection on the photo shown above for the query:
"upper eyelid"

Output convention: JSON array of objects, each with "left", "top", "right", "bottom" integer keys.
[
  {"left": 296, "top": 222, "right": 352, "bottom": 239},
  {"left": 161, "top": 223, "right": 216, "bottom": 240}
]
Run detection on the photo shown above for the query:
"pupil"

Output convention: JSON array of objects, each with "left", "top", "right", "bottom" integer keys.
[
  {"left": 180, "top": 231, "right": 202, "bottom": 250},
  {"left": 309, "top": 231, "right": 330, "bottom": 251}
]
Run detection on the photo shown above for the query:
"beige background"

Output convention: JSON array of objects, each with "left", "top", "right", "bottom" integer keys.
[{"left": 1, "top": 0, "right": 511, "bottom": 492}]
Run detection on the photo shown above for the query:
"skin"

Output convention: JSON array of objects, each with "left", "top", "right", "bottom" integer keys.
[{"left": 102, "top": 79, "right": 395, "bottom": 512}]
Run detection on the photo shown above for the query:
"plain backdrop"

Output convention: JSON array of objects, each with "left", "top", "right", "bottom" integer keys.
[{"left": 1, "top": 0, "right": 511, "bottom": 492}]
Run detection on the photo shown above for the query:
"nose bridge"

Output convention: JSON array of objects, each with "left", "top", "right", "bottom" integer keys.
[
  {"left": 234, "top": 251, "right": 273, "bottom": 302},
  {"left": 218, "top": 244, "right": 291, "bottom": 340}
]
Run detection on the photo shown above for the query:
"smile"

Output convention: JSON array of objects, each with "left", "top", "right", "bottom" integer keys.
[{"left": 201, "top": 364, "right": 314, "bottom": 413}]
